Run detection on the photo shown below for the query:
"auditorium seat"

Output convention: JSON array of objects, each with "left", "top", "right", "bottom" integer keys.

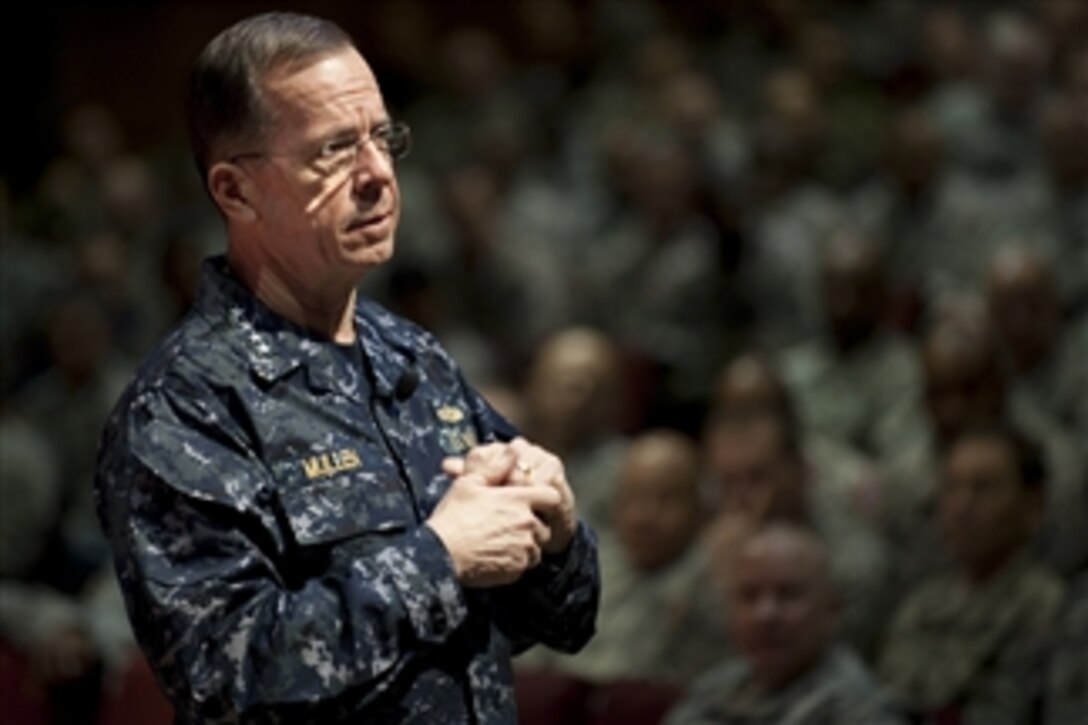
[{"left": 97, "top": 652, "right": 173, "bottom": 725}]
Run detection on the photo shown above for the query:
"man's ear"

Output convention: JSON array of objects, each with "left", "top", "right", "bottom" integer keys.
[{"left": 207, "top": 162, "right": 259, "bottom": 223}]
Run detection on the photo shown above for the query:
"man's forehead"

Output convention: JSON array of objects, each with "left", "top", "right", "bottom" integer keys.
[
  {"left": 736, "top": 530, "right": 827, "bottom": 579},
  {"left": 260, "top": 48, "right": 386, "bottom": 121}
]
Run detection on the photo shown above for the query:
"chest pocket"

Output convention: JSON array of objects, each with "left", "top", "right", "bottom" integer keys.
[
  {"left": 274, "top": 448, "right": 417, "bottom": 555},
  {"left": 276, "top": 469, "right": 415, "bottom": 547}
]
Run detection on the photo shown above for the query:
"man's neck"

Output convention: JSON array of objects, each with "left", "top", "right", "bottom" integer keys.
[{"left": 228, "top": 247, "right": 359, "bottom": 343}]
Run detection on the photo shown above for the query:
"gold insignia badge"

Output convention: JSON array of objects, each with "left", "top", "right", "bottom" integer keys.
[{"left": 436, "top": 405, "right": 465, "bottom": 423}]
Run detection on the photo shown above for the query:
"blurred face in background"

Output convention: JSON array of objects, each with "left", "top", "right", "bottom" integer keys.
[
  {"left": 705, "top": 415, "right": 806, "bottom": 523},
  {"left": 613, "top": 432, "right": 702, "bottom": 572},
  {"left": 820, "top": 230, "right": 887, "bottom": 353},
  {"left": 885, "top": 108, "right": 943, "bottom": 194},
  {"left": 921, "top": 5, "right": 978, "bottom": 81},
  {"left": 981, "top": 13, "right": 1048, "bottom": 117},
  {"left": 725, "top": 526, "right": 838, "bottom": 692},
  {"left": 986, "top": 246, "right": 1059, "bottom": 374},
  {"left": 923, "top": 329, "right": 1005, "bottom": 445},
  {"left": 524, "top": 328, "right": 620, "bottom": 447},
  {"left": 938, "top": 434, "right": 1041, "bottom": 580}
]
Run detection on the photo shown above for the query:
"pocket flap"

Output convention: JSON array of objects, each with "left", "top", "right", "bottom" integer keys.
[{"left": 277, "top": 471, "right": 414, "bottom": 546}]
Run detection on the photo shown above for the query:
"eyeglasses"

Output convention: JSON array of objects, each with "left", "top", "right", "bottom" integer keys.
[{"left": 229, "top": 120, "right": 411, "bottom": 179}]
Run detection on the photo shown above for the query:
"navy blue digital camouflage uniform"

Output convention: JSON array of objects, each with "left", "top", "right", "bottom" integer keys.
[{"left": 95, "top": 256, "right": 600, "bottom": 723}]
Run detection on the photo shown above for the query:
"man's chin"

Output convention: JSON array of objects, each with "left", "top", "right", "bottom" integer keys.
[{"left": 342, "top": 235, "right": 395, "bottom": 267}]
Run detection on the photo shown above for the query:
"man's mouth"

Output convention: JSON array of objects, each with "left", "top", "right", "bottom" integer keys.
[{"left": 347, "top": 213, "right": 385, "bottom": 231}]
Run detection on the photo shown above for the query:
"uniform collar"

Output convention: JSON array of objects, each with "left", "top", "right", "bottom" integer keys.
[
  {"left": 355, "top": 297, "right": 417, "bottom": 401},
  {"left": 193, "top": 255, "right": 413, "bottom": 400}
]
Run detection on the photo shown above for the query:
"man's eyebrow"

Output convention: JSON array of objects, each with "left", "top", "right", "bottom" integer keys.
[
  {"left": 323, "top": 125, "right": 361, "bottom": 142},
  {"left": 321, "top": 117, "right": 393, "bottom": 141}
]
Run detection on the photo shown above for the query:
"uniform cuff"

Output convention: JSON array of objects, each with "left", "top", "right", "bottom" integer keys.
[
  {"left": 530, "top": 520, "right": 592, "bottom": 598},
  {"left": 377, "top": 526, "right": 469, "bottom": 645}
]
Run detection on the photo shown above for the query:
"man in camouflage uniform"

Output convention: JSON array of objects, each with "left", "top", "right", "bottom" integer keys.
[
  {"left": 777, "top": 227, "right": 927, "bottom": 471},
  {"left": 663, "top": 523, "right": 904, "bottom": 725},
  {"left": 879, "top": 424, "right": 1065, "bottom": 725},
  {"left": 986, "top": 244, "right": 1088, "bottom": 443},
  {"left": 711, "top": 352, "right": 889, "bottom": 532},
  {"left": 94, "top": 12, "right": 599, "bottom": 724}
]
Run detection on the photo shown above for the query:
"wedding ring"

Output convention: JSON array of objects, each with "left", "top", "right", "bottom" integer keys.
[{"left": 516, "top": 460, "right": 533, "bottom": 475}]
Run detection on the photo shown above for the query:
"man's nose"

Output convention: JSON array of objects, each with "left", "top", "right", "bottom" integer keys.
[{"left": 352, "top": 139, "right": 395, "bottom": 182}]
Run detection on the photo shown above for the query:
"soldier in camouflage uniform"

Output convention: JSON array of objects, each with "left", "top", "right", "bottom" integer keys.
[
  {"left": 663, "top": 523, "right": 905, "bottom": 725},
  {"left": 879, "top": 423, "right": 1065, "bottom": 725},
  {"left": 777, "top": 227, "right": 928, "bottom": 472},
  {"left": 711, "top": 353, "right": 888, "bottom": 533},
  {"left": 986, "top": 244, "right": 1088, "bottom": 443},
  {"left": 94, "top": 12, "right": 599, "bottom": 724}
]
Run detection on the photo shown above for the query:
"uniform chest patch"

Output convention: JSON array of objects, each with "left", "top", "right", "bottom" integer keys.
[
  {"left": 434, "top": 404, "right": 478, "bottom": 453},
  {"left": 436, "top": 404, "right": 465, "bottom": 423}
]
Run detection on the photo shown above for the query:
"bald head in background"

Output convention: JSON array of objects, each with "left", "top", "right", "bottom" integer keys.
[
  {"left": 721, "top": 523, "right": 839, "bottom": 692},
  {"left": 524, "top": 326, "right": 623, "bottom": 454}
]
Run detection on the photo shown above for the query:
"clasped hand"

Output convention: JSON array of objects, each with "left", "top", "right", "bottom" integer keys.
[{"left": 426, "top": 438, "right": 577, "bottom": 588}]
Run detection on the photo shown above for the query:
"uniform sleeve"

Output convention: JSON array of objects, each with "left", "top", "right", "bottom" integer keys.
[
  {"left": 97, "top": 393, "right": 470, "bottom": 721},
  {"left": 488, "top": 519, "right": 600, "bottom": 655}
]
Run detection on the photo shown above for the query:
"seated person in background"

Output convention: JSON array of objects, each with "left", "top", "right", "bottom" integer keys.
[
  {"left": 520, "top": 326, "right": 629, "bottom": 535},
  {"left": 879, "top": 423, "right": 1065, "bottom": 725},
  {"left": 1046, "top": 572, "right": 1088, "bottom": 725},
  {"left": 985, "top": 243, "right": 1088, "bottom": 443},
  {"left": 777, "top": 227, "right": 927, "bottom": 474},
  {"left": 518, "top": 430, "right": 726, "bottom": 685},
  {"left": 665, "top": 523, "right": 904, "bottom": 725},
  {"left": 712, "top": 352, "right": 887, "bottom": 531},
  {"left": 887, "top": 310, "right": 1087, "bottom": 579},
  {"left": 703, "top": 405, "right": 892, "bottom": 657}
]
